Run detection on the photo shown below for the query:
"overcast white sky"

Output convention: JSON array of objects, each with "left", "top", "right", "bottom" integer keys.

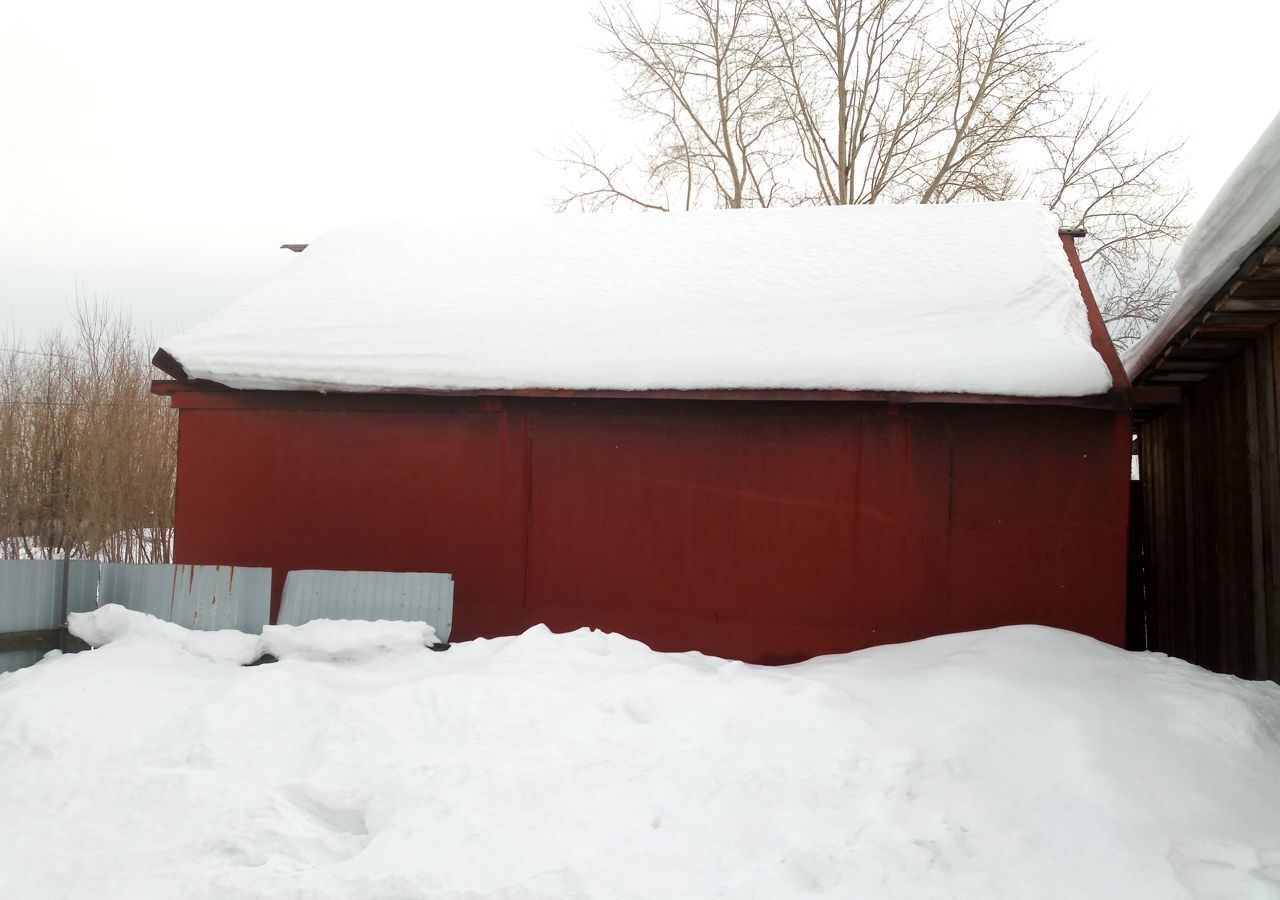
[{"left": 2, "top": 0, "right": 1277, "bottom": 341}]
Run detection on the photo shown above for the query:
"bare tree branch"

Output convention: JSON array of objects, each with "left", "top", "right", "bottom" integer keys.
[
  {"left": 0, "top": 304, "right": 176, "bottom": 562},
  {"left": 558, "top": 0, "right": 1188, "bottom": 338}
]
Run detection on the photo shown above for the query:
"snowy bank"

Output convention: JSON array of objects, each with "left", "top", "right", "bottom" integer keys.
[
  {"left": 67, "top": 604, "right": 441, "bottom": 664},
  {"left": 157, "top": 203, "right": 1113, "bottom": 398},
  {"left": 2, "top": 616, "right": 1279, "bottom": 899}
]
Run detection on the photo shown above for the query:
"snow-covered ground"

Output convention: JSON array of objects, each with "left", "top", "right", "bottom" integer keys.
[{"left": 1, "top": 607, "right": 1278, "bottom": 900}]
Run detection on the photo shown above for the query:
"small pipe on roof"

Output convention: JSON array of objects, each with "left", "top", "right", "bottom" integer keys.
[{"left": 281, "top": 244, "right": 309, "bottom": 253}]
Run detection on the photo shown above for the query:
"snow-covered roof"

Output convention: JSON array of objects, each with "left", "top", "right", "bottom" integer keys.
[
  {"left": 1125, "top": 110, "right": 1280, "bottom": 378},
  {"left": 157, "top": 202, "right": 1114, "bottom": 398}
]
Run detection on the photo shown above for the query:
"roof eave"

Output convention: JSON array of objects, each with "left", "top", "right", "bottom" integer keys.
[
  {"left": 1059, "top": 229, "right": 1129, "bottom": 390},
  {"left": 1130, "top": 225, "right": 1280, "bottom": 390},
  {"left": 151, "top": 379, "right": 1130, "bottom": 411},
  {"left": 151, "top": 347, "right": 189, "bottom": 381}
]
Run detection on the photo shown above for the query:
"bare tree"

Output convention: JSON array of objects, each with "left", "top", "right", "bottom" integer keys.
[
  {"left": 560, "top": 0, "right": 1186, "bottom": 346},
  {"left": 761, "top": 0, "right": 939, "bottom": 204},
  {"left": 1031, "top": 90, "right": 1188, "bottom": 344},
  {"left": 0, "top": 304, "right": 176, "bottom": 563},
  {"left": 559, "top": 0, "right": 791, "bottom": 211},
  {"left": 914, "top": 0, "right": 1076, "bottom": 203}
]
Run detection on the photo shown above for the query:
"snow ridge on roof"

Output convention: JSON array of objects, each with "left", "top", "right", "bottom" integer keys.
[
  {"left": 1125, "top": 109, "right": 1280, "bottom": 378},
  {"left": 158, "top": 202, "right": 1112, "bottom": 398}
]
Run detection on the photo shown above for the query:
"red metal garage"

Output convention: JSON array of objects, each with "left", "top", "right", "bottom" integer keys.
[{"left": 153, "top": 204, "right": 1130, "bottom": 663}]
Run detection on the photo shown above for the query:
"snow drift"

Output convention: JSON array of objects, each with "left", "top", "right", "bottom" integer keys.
[
  {"left": 157, "top": 202, "right": 1114, "bottom": 398},
  {"left": 2, "top": 607, "right": 1278, "bottom": 900},
  {"left": 66, "top": 604, "right": 441, "bottom": 664}
]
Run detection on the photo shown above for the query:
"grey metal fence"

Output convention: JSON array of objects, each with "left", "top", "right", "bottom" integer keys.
[
  {"left": 99, "top": 563, "right": 271, "bottom": 633},
  {"left": 278, "top": 570, "right": 454, "bottom": 640},
  {"left": 0, "top": 561, "right": 455, "bottom": 673},
  {"left": 0, "top": 560, "right": 100, "bottom": 673}
]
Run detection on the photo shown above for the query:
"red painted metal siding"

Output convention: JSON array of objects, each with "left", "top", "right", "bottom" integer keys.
[
  {"left": 171, "top": 394, "right": 1128, "bottom": 663},
  {"left": 175, "top": 405, "right": 530, "bottom": 638}
]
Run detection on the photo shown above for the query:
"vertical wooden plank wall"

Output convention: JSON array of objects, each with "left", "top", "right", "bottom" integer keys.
[{"left": 1139, "top": 327, "right": 1280, "bottom": 680}]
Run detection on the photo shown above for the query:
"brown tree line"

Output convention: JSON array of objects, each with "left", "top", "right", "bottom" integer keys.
[
  {"left": 559, "top": 0, "right": 1188, "bottom": 347},
  {"left": 0, "top": 306, "right": 175, "bottom": 562}
]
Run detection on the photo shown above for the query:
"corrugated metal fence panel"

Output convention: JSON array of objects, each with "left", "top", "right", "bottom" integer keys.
[
  {"left": 0, "top": 559, "right": 100, "bottom": 673},
  {"left": 99, "top": 564, "right": 271, "bottom": 633},
  {"left": 279, "top": 570, "right": 454, "bottom": 640},
  {"left": 0, "top": 649, "right": 41, "bottom": 674}
]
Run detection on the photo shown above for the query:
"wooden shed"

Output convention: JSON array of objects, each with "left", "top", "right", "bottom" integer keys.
[
  {"left": 1128, "top": 112, "right": 1280, "bottom": 681},
  {"left": 153, "top": 203, "right": 1130, "bottom": 664}
]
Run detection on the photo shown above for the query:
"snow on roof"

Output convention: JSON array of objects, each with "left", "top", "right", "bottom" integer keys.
[
  {"left": 1125, "top": 110, "right": 1280, "bottom": 378},
  {"left": 158, "top": 202, "right": 1113, "bottom": 398}
]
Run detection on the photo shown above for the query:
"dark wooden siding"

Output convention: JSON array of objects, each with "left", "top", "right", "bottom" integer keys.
[{"left": 1139, "top": 327, "right": 1280, "bottom": 679}]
